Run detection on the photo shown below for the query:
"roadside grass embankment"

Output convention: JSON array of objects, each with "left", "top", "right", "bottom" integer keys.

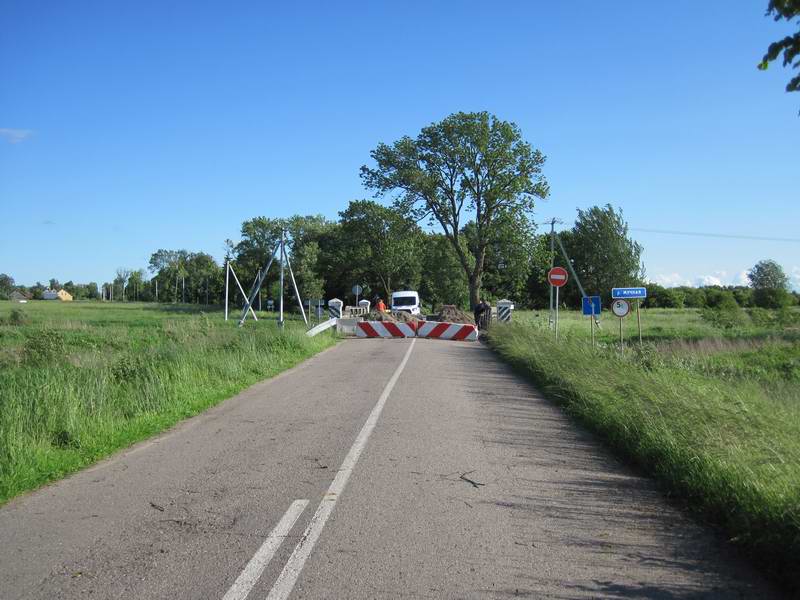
[
  {"left": 0, "top": 302, "right": 336, "bottom": 505},
  {"left": 486, "top": 319, "right": 800, "bottom": 589}
]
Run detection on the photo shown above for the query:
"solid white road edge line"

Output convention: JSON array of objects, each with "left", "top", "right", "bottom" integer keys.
[
  {"left": 221, "top": 499, "right": 309, "bottom": 600},
  {"left": 265, "top": 338, "right": 417, "bottom": 600}
]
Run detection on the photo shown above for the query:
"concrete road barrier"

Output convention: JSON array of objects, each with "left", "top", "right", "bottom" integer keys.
[{"left": 416, "top": 321, "right": 478, "bottom": 341}]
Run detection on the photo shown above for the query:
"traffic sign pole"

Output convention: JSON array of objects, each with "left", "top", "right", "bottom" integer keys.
[
  {"left": 637, "top": 300, "right": 642, "bottom": 345},
  {"left": 619, "top": 316, "right": 624, "bottom": 354},
  {"left": 555, "top": 286, "right": 559, "bottom": 340},
  {"left": 590, "top": 302, "right": 595, "bottom": 348}
]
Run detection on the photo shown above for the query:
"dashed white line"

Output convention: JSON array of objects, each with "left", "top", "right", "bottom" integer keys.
[
  {"left": 265, "top": 338, "right": 417, "bottom": 600},
  {"left": 222, "top": 499, "right": 309, "bottom": 600}
]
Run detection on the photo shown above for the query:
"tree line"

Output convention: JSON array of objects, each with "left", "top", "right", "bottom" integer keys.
[{"left": 1, "top": 112, "right": 797, "bottom": 310}]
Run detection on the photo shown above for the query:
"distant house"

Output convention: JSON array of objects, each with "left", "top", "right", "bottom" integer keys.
[
  {"left": 9, "top": 290, "right": 31, "bottom": 303},
  {"left": 42, "top": 289, "right": 73, "bottom": 301}
]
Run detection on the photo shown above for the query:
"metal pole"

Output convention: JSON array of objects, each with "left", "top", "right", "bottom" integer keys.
[
  {"left": 619, "top": 317, "right": 624, "bottom": 354},
  {"left": 591, "top": 302, "right": 595, "bottom": 348},
  {"left": 237, "top": 242, "right": 279, "bottom": 326},
  {"left": 224, "top": 262, "right": 229, "bottom": 321},
  {"left": 279, "top": 230, "right": 285, "bottom": 328},
  {"left": 229, "top": 263, "right": 258, "bottom": 321},
  {"left": 555, "top": 285, "right": 559, "bottom": 340},
  {"left": 637, "top": 299, "right": 642, "bottom": 346},
  {"left": 549, "top": 219, "right": 555, "bottom": 328},
  {"left": 284, "top": 247, "right": 308, "bottom": 326},
  {"left": 155, "top": 279, "right": 158, "bottom": 302}
]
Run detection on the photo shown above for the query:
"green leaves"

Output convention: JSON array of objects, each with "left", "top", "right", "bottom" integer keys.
[{"left": 361, "top": 111, "right": 548, "bottom": 305}]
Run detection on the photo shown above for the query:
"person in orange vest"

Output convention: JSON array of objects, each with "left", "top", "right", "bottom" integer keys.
[{"left": 376, "top": 298, "right": 387, "bottom": 312}]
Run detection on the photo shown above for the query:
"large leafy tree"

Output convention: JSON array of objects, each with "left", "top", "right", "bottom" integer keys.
[
  {"left": 748, "top": 259, "right": 792, "bottom": 308},
  {"left": 464, "top": 209, "right": 540, "bottom": 303},
  {"left": 361, "top": 111, "right": 548, "bottom": 307},
  {"left": 0, "top": 274, "right": 14, "bottom": 299},
  {"left": 419, "top": 234, "right": 469, "bottom": 309},
  {"left": 560, "top": 205, "right": 644, "bottom": 305},
  {"left": 337, "top": 200, "right": 422, "bottom": 300},
  {"left": 758, "top": 1, "right": 800, "bottom": 97}
]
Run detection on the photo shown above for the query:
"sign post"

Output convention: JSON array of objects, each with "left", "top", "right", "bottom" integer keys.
[
  {"left": 612, "top": 288, "right": 647, "bottom": 346},
  {"left": 611, "top": 299, "right": 631, "bottom": 353},
  {"left": 548, "top": 267, "right": 569, "bottom": 339},
  {"left": 582, "top": 296, "right": 601, "bottom": 348},
  {"left": 352, "top": 284, "right": 363, "bottom": 306}
]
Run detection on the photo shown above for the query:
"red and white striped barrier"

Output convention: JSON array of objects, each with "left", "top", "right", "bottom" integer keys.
[
  {"left": 356, "top": 321, "right": 416, "bottom": 338},
  {"left": 416, "top": 321, "right": 478, "bottom": 341}
]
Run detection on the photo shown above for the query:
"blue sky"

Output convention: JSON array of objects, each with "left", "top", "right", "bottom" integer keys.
[{"left": 1, "top": 1, "right": 798, "bottom": 289}]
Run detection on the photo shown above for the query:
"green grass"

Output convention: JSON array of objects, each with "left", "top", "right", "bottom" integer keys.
[
  {"left": 514, "top": 306, "right": 800, "bottom": 343},
  {"left": 486, "top": 318, "right": 800, "bottom": 590},
  {"left": 0, "top": 301, "right": 337, "bottom": 505}
]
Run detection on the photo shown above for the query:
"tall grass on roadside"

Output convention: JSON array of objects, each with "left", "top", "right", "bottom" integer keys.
[
  {"left": 0, "top": 307, "right": 336, "bottom": 505},
  {"left": 486, "top": 322, "right": 800, "bottom": 589}
]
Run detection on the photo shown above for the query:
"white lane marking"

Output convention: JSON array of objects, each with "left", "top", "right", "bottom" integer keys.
[
  {"left": 266, "top": 338, "right": 417, "bottom": 600},
  {"left": 222, "top": 499, "right": 309, "bottom": 600}
]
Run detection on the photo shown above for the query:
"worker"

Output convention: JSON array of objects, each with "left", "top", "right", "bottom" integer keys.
[
  {"left": 474, "top": 298, "right": 491, "bottom": 330},
  {"left": 376, "top": 297, "right": 387, "bottom": 312}
]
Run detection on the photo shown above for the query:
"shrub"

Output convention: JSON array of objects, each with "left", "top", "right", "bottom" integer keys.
[
  {"left": 701, "top": 295, "right": 747, "bottom": 330},
  {"left": 5, "top": 308, "right": 29, "bottom": 326},
  {"left": 748, "top": 307, "right": 775, "bottom": 328},
  {"left": 753, "top": 287, "right": 792, "bottom": 309},
  {"left": 23, "top": 331, "right": 66, "bottom": 364}
]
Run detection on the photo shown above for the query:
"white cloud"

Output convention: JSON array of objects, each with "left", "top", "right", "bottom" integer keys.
[
  {"left": 650, "top": 269, "right": 758, "bottom": 288},
  {"left": 790, "top": 266, "right": 800, "bottom": 291},
  {"left": 651, "top": 273, "right": 692, "bottom": 287},
  {"left": 0, "top": 128, "right": 33, "bottom": 143},
  {"left": 695, "top": 270, "right": 727, "bottom": 287},
  {"left": 733, "top": 270, "right": 750, "bottom": 286}
]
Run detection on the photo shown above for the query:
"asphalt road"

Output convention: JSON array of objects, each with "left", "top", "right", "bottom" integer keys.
[{"left": 0, "top": 338, "right": 785, "bottom": 599}]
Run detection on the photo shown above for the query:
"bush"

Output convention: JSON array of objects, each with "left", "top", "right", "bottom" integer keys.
[
  {"left": 681, "top": 287, "right": 707, "bottom": 308},
  {"left": 701, "top": 295, "right": 747, "bottom": 329},
  {"left": 753, "top": 287, "right": 792, "bottom": 309},
  {"left": 5, "top": 308, "right": 29, "bottom": 326},
  {"left": 23, "top": 331, "right": 66, "bottom": 364},
  {"left": 748, "top": 307, "right": 775, "bottom": 328},
  {"left": 647, "top": 286, "right": 685, "bottom": 308}
]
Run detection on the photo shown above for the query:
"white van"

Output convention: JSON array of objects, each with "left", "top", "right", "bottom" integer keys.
[{"left": 391, "top": 290, "right": 421, "bottom": 316}]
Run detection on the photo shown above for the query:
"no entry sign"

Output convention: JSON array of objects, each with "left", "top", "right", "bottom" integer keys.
[{"left": 548, "top": 267, "right": 568, "bottom": 288}]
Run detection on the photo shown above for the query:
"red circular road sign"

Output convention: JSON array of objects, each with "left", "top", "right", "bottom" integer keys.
[{"left": 548, "top": 267, "right": 569, "bottom": 288}]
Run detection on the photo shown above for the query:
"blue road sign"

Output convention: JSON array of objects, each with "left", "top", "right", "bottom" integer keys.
[
  {"left": 612, "top": 287, "right": 647, "bottom": 299},
  {"left": 582, "top": 296, "right": 602, "bottom": 316}
]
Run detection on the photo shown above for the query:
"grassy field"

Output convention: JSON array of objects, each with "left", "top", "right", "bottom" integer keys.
[
  {"left": 488, "top": 307, "right": 800, "bottom": 589},
  {"left": 0, "top": 301, "right": 336, "bottom": 505}
]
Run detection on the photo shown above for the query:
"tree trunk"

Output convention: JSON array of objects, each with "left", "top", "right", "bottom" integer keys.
[{"left": 469, "top": 273, "right": 482, "bottom": 310}]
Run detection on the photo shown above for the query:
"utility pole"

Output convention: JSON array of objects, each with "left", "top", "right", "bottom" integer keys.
[
  {"left": 279, "top": 229, "right": 285, "bottom": 328},
  {"left": 182, "top": 276, "right": 185, "bottom": 303},
  {"left": 155, "top": 279, "right": 158, "bottom": 302},
  {"left": 224, "top": 262, "right": 230, "bottom": 320}
]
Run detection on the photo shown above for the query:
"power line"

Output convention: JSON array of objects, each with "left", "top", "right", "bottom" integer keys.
[{"left": 630, "top": 228, "right": 800, "bottom": 243}]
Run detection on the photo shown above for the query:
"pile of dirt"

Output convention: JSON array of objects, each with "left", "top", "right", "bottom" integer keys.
[
  {"left": 437, "top": 305, "right": 474, "bottom": 324},
  {"left": 364, "top": 310, "right": 423, "bottom": 324},
  {"left": 365, "top": 310, "right": 397, "bottom": 322},
  {"left": 391, "top": 311, "right": 421, "bottom": 324}
]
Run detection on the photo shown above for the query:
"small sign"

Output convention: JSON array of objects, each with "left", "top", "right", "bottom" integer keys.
[
  {"left": 611, "top": 299, "right": 630, "bottom": 318},
  {"left": 612, "top": 287, "right": 647, "bottom": 299},
  {"left": 582, "top": 296, "right": 601, "bottom": 316},
  {"left": 305, "top": 298, "right": 324, "bottom": 306},
  {"left": 266, "top": 299, "right": 274, "bottom": 307},
  {"left": 351, "top": 284, "right": 363, "bottom": 296},
  {"left": 548, "top": 267, "right": 569, "bottom": 288}
]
